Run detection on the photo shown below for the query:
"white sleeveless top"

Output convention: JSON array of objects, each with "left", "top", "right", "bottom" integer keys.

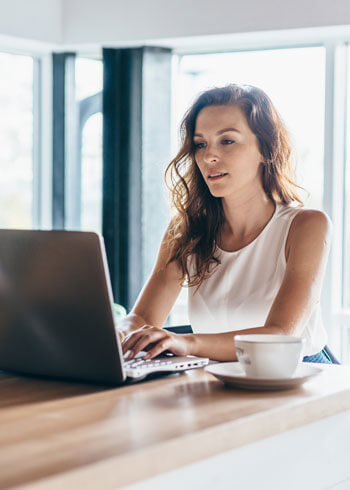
[{"left": 187, "top": 202, "right": 328, "bottom": 356}]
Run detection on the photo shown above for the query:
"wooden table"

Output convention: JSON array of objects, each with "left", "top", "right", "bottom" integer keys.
[{"left": 1, "top": 363, "right": 350, "bottom": 489}]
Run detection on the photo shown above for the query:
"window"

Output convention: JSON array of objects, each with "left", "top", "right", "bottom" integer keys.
[
  {"left": 80, "top": 112, "right": 103, "bottom": 232},
  {"left": 170, "top": 46, "right": 326, "bottom": 325},
  {"left": 75, "top": 57, "right": 103, "bottom": 234},
  {"left": 174, "top": 47, "right": 325, "bottom": 209},
  {"left": 0, "top": 52, "right": 33, "bottom": 228},
  {"left": 75, "top": 57, "right": 103, "bottom": 100},
  {"left": 337, "top": 44, "right": 350, "bottom": 364},
  {"left": 343, "top": 46, "right": 350, "bottom": 310}
]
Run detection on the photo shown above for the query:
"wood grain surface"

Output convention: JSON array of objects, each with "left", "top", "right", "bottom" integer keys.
[{"left": 1, "top": 363, "right": 350, "bottom": 489}]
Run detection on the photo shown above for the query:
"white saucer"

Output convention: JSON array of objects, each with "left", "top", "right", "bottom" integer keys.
[{"left": 205, "top": 362, "right": 323, "bottom": 390}]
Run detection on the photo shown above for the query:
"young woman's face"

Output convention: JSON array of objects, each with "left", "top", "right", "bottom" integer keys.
[{"left": 193, "top": 104, "right": 266, "bottom": 199}]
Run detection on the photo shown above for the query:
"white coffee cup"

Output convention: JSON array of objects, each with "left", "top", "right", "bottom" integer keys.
[{"left": 234, "top": 334, "right": 306, "bottom": 379}]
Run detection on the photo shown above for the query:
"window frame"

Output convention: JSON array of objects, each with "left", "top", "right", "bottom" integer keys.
[{"left": 33, "top": 54, "right": 53, "bottom": 230}]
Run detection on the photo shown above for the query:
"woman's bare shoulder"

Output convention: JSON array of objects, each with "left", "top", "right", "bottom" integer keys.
[
  {"left": 291, "top": 208, "right": 332, "bottom": 236},
  {"left": 286, "top": 208, "right": 332, "bottom": 260}
]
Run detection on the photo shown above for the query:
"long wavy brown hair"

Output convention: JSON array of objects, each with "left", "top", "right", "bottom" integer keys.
[{"left": 164, "top": 83, "right": 304, "bottom": 289}]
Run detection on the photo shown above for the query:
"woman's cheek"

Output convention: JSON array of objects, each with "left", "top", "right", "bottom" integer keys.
[{"left": 195, "top": 160, "right": 206, "bottom": 177}]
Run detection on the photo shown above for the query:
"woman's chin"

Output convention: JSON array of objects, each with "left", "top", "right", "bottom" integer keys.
[{"left": 208, "top": 187, "right": 230, "bottom": 198}]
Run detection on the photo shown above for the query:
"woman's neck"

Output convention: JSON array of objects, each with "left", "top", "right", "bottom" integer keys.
[{"left": 221, "top": 191, "right": 275, "bottom": 242}]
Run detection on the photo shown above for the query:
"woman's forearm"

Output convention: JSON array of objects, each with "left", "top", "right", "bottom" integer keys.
[{"left": 190, "top": 325, "right": 286, "bottom": 361}]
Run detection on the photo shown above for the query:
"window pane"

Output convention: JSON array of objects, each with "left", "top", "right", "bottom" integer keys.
[
  {"left": 75, "top": 57, "right": 103, "bottom": 101},
  {"left": 0, "top": 52, "right": 33, "bottom": 228},
  {"left": 176, "top": 47, "right": 325, "bottom": 209},
  {"left": 343, "top": 46, "right": 350, "bottom": 309},
  {"left": 170, "top": 47, "right": 325, "bottom": 324},
  {"left": 75, "top": 57, "right": 103, "bottom": 234},
  {"left": 81, "top": 113, "right": 103, "bottom": 233}
]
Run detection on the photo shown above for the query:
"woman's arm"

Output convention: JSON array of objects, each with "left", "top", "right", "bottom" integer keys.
[
  {"left": 118, "top": 226, "right": 184, "bottom": 337},
  {"left": 122, "top": 209, "right": 332, "bottom": 361}
]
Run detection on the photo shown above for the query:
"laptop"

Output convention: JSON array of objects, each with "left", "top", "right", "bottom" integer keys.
[{"left": 0, "top": 230, "right": 208, "bottom": 385}]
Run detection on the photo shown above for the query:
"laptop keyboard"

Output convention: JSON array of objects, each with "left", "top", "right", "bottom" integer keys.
[
  {"left": 124, "top": 358, "right": 173, "bottom": 369},
  {"left": 123, "top": 351, "right": 209, "bottom": 379}
]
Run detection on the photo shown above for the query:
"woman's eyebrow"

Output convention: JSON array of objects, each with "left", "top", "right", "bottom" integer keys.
[{"left": 194, "top": 127, "right": 241, "bottom": 137}]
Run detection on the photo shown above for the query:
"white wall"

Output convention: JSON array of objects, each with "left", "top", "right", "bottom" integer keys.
[
  {"left": 0, "top": 0, "right": 350, "bottom": 49},
  {"left": 62, "top": 0, "right": 350, "bottom": 46},
  {"left": 0, "top": 0, "right": 62, "bottom": 46}
]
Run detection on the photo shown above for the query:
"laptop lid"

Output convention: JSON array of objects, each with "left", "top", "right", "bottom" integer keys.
[{"left": 0, "top": 230, "right": 126, "bottom": 385}]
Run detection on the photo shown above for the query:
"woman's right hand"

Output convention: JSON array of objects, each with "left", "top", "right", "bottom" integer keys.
[
  {"left": 116, "top": 312, "right": 149, "bottom": 345},
  {"left": 120, "top": 325, "right": 194, "bottom": 360}
]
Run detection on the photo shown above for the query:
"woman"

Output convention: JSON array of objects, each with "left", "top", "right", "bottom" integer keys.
[{"left": 120, "top": 83, "right": 336, "bottom": 364}]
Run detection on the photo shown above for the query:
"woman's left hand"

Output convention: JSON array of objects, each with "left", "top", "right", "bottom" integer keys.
[{"left": 121, "top": 325, "right": 194, "bottom": 359}]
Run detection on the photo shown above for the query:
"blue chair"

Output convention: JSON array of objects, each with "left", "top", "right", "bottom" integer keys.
[
  {"left": 164, "top": 325, "right": 193, "bottom": 334},
  {"left": 323, "top": 345, "right": 341, "bottom": 364}
]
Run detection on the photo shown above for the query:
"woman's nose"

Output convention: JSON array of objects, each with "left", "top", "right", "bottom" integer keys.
[{"left": 203, "top": 146, "right": 218, "bottom": 163}]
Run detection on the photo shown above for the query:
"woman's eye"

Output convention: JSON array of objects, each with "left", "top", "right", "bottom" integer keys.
[{"left": 193, "top": 139, "right": 235, "bottom": 149}]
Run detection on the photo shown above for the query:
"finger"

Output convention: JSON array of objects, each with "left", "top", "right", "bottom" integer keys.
[
  {"left": 130, "top": 331, "right": 166, "bottom": 358},
  {"left": 117, "top": 330, "right": 127, "bottom": 343},
  {"left": 121, "top": 326, "right": 156, "bottom": 353},
  {"left": 143, "top": 338, "right": 173, "bottom": 359},
  {"left": 122, "top": 331, "right": 145, "bottom": 353}
]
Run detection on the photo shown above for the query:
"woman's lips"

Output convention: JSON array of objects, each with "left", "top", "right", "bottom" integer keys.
[{"left": 208, "top": 172, "right": 228, "bottom": 181}]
